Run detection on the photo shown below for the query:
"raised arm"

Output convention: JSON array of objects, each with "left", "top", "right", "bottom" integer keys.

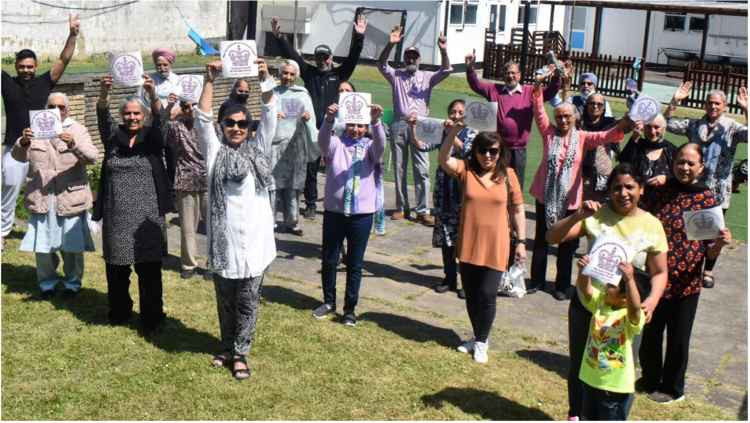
[
  {"left": 665, "top": 81, "right": 692, "bottom": 121},
  {"left": 428, "top": 32, "right": 452, "bottom": 87},
  {"left": 542, "top": 64, "right": 562, "bottom": 102},
  {"left": 532, "top": 84, "right": 553, "bottom": 135},
  {"left": 438, "top": 122, "right": 465, "bottom": 177},
  {"left": 575, "top": 255, "right": 594, "bottom": 303},
  {"left": 270, "top": 17, "right": 312, "bottom": 76},
  {"left": 546, "top": 200, "right": 599, "bottom": 244},
  {"left": 141, "top": 74, "right": 161, "bottom": 120},
  {"left": 254, "top": 59, "right": 277, "bottom": 155},
  {"left": 318, "top": 103, "right": 339, "bottom": 155},
  {"left": 464, "top": 50, "right": 495, "bottom": 100},
  {"left": 581, "top": 118, "right": 627, "bottom": 149},
  {"left": 11, "top": 128, "right": 34, "bottom": 162},
  {"left": 377, "top": 26, "right": 400, "bottom": 81},
  {"left": 50, "top": 13, "right": 79, "bottom": 84},
  {"left": 336, "top": 14, "right": 367, "bottom": 81},
  {"left": 369, "top": 104, "right": 386, "bottom": 161},
  {"left": 96, "top": 75, "right": 116, "bottom": 146}
]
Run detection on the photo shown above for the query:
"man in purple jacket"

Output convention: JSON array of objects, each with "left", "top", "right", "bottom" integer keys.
[{"left": 465, "top": 51, "right": 560, "bottom": 188}]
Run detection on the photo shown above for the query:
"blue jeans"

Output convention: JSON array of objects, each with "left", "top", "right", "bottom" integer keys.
[
  {"left": 582, "top": 384, "right": 633, "bottom": 420},
  {"left": 321, "top": 211, "right": 373, "bottom": 313}
]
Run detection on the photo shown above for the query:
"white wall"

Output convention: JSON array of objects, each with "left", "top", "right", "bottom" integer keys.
[{"left": 1, "top": 1, "right": 227, "bottom": 59}]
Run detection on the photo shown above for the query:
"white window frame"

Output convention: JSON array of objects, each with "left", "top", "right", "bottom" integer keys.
[
  {"left": 664, "top": 12, "right": 686, "bottom": 32},
  {"left": 688, "top": 15, "right": 706, "bottom": 33},
  {"left": 448, "top": 0, "right": 480, "bottom": 28},
  {"left": 517, "top": 4, "right": 538, "bottom": 26}
]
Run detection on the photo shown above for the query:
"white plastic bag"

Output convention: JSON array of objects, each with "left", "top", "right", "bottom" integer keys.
[{"left": 499, "top": 262, "right": 527, "bottom": 298}]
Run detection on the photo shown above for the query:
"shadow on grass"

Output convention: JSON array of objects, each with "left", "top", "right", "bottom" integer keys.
[
  {"left": 515, "top": 349, "right": 569, "bottom": 379},
  {"left": 1, "top": 262, "right": 219, "bottom": 355},
  {"left": 261, "top": 284, "right": 320, "bottom": 311},
  {"left": 739, "top": 392, "right": 748, "bottom": 421},
  {"left": 421, "top": 387, "right": 553, "bottom": 420},
  {"left": 359, "top": 311, "right": 461, "bottom": 348}
]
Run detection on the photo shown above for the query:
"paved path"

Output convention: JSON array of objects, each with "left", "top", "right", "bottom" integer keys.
[{"left": 100, "top": 176, "right": 748, "bottom": 418}]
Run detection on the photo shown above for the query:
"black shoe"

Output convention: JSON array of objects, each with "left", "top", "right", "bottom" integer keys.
[
  {"left": 180, "top": 269, "right": 195, "bottom": 280},
  {"left": 434, "top": 283, "right": 451, "bottom": 293},
  {"left": 552, "top": 290, "right": 569, "bottom": 301},
  {"left": 635, "top": 377, "right": 657, "bottom": 394},
  {"left": 303, "top": 207, "right": 317, "bottom": 220},
  {"left": 456, "top": 288, "right": 466, "bottom": 299},
  {"left": 343, "top": 312, "right": 357, "bottom": 327},
  {"left": 62, "top": 288, "right": 79, "bottom": 298},
  {"left": 40, "top": 289, "right": 55, "bottom": 300},
  {"left": 202, "top": 269, "right": 213, "bottom": 281},
  {"left": 312, "top": 303, "right": 334, "bottom": 319},
  {"left": 647, "top": 391, "right": 685, "bottom": 404}
]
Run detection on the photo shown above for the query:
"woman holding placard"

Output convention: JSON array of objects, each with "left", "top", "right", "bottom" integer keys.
[
  {"left": 269, "top": 59, "right": 318, "bottom": 236},
  {"left": 637, "top": 143, "right": 732, "bottom": 404},
  {"left": 528, "top": 82, "right": 631, "bottom": 300},
  {"left": 312, "top": 98, "right": 385, "bottom": 327},
  {"left": 12, "top": 92, "right": 98, "bottom": 298},
  {"left": 438, "top": 127, "right": 526, "bottom": 363},
  {"left": 545, "top": 163, "right": 669, "bottom": 419},
  {"left": 195, "top": 59, "right": 277, "bottom": 380},
  {"left": 94, "top": 73, "right": 169, "bottom": 335}
]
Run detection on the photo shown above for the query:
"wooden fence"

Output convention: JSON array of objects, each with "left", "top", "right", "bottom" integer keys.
[{"left": 683, "top": 62, "right": 748, "bottom": 115}]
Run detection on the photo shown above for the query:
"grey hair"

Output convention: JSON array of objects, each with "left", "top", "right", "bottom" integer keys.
[
  {"left": 554, "top": 101, "right": 576, "bottom": 114},
  {"left": 648, "top": 113, "right": 666, "bottom": 127},
  {"left": 119, "top": 95, "right": 151, "bottom": 123},
  {"left": 706, "top": 89, "right": 727, "bottom": 104},
  {"left": 280, "top": 59, "right": 300, "bottom": 77},
  {"left": 47, "top": 92, "right": 69, "bottom": 108},
  {"left": 503, "top": 61, "right": 519, "bottom": 73}
]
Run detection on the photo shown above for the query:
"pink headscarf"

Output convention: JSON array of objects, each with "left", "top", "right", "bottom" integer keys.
[{"left": 152, "top": 48, "right": 176, "bottom": 64}]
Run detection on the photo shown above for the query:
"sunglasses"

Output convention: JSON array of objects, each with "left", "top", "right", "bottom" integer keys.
[
  {"left": 582, "top": 81, "right": 595, "bottom": 86},
  {"left": 477, "top": 146, "right": 500, "bottom": 156},
  {"left": 47, "top": 104, "right": 66, "bottom": 110},
  {"left": 223, "top": 118, "right": 250, "bottom": 129}
]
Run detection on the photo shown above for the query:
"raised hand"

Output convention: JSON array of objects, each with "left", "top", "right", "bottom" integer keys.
[
  {"left": 579, "top": 200, "right": 601, "bottom": 218},
  {"left": 618, "top": 261, "right": 635, "bottom": 283},
  {"left": 738, "top": 86, "right": 747, "bottom": 111},
  {"left": 563, "top": 60, "right": 573, "bottom": 79},
  {"left": 325, "top": 103, "right": 339, "bottom": 122},
  {"left": 389, "top": 26, "right": 402, "bottom": 44},
  {"left": 257, "top": 58, "right": 269, "bottom": 80},
  {"left": 370, "top": 104, "right": 384, "bottom": 122},
  {"left": 271, "top": 17, "right": 281, "bottom": 38},
  {"left": 437, "top": 31, "right": 447, "bottom": 50},
  {"left": 69, "top": 13, "right": 80, "bottom": 36},
  {"left": 59, "top": 132, "right": 75, "bottom": 149},
  {"left": 406, "top": 112, "right": 418, "bottom": 127},
  {"left": 465, "top": 49, "right": 476, "bottom": 67},
  {"left": 142, "top": 73, "right": 155, "bottom": 96},
  {"left": 354, "top": 14, "right": 368, "bottom": 35},
  {"left": 205, "top": 60, "right": 222, "bottom": 82},
  {"left": 576, "top": 255, "right": 591, "bottom": 270},
  {"left": 20, "top": 128, "right": 34, "bottom": 147},
  {"left": 167, "top": 93, "right": 178, "bottom": 104},
  {"left": 673, "top": 81, "right": 693, "bottom": 103},
  {"left": 99, "top": 75, "right": 113, "bottom": 94}
]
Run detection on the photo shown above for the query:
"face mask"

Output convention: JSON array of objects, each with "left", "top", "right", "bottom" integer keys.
[{"left": 235, "top": 94, "right": 249, "bottom": 102}]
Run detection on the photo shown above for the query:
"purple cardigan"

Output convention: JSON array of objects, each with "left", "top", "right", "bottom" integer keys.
[
  {"left": 466, "top": 67, "right": 560, "bottom": 149},
  {"left": 318, "top": 119, "right": 386, "bottom": 214}
]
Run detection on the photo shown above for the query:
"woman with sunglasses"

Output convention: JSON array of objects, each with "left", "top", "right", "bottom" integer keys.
[
  {"left": 580, "top": 93, "right": 619, "bottom": 202},
  {"left": 94, "top": 73, "right": 169, "bottom": 335},
  {"left": 529, "top": 81, "right": 631, "bottom": 301},
  {"left": 312, "top": 99, "right": 385, "bottom": 327},
  {"left": 637, "top": 143, "right": 732, "bottom": 404},
  {"left": 195, "top": 60, "right": 276, "bottom": 380},
  {"left": 439, "top": 127, "right": 526, "bottom": 363},
  {"left": 13, "top": 92, "right": 98, "bottom": 298},
  {"left": 545, "top": 163, "right": 669, "bottom": 420},
  {"left": 269, "top": 59, "right": 318, "bottom": 236}
]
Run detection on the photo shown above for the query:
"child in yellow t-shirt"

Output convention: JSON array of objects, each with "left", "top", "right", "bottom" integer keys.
[{"left": 576, "top": 255, "right": 646, "bottom": 420}]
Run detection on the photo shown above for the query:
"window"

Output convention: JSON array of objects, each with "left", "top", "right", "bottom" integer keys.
[
  {"left": 449, "top": 1, "right": 479, "bottom": 26},
  {"left": 498, "top": 5, "right": 507, "bottom": 32},
  {"left": 489, "top": 5, "right": 497, "bottom": 31},
  {"left": 664, "top": 13, "right": 686, "bottom": 31},
  {"left": 689, "top": 16, "right": 706, "bottom": 32},
  {"left": 517, "top": 5, "right": 538, "bottom": 25}
]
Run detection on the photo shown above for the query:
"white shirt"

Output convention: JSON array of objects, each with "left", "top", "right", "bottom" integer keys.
[
  {"left": 194, "top": 98, "right": 278, "bottom": 279},
  {"left": 136, "top": 71, "right": 182, "bottom": 109}
]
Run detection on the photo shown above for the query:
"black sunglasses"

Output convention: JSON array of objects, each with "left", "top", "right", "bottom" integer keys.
[
  {"left": 47, "top": 104, "right": 66, "bottom": 110},
  {"left": 223, "top": 118, "right": 250, "bottom": 129},
  {"left": 477, "top": 146, "right": 500, "bottom": 156}
]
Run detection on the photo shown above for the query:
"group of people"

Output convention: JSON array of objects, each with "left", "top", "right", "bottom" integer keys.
[{"left": 1, "top": 12, "right": 747, "bottom": 420}]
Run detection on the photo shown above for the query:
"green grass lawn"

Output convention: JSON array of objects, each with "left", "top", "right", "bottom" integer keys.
[{"left": 1, "top": 238, "right": 734, "bottom": 420}]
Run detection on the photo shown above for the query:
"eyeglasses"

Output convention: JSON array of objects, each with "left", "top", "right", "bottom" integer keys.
[
  {"left": 477, "top": 146, "right": 500, "bottom": 157},
  {"left": 582, "top": 81, "right": 595, "bottom": 86},
  {"left": 47, "top": 104, "right": 66, "bottom": 110},
  {"left": 587, "top": 102, "right": 604, "bottom": 108},
  {"left": 223, "top": 118, "right": 250, "bottom": 129}
]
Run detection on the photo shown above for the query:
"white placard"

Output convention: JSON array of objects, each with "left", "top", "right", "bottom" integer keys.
[
  {"left": 683, "top": 206, "right": 725, "bottom": 241},
  {"left": 464, "top": 100, "right": 497, "bottom": 132},
  {"left": 581, "top": 235, "right": 634, "bottom": 286},
  {"left": 220, "top": 40, "right": 258, "bottom": 78},
  {"left": 415, "top": 117, "right": 444, "bottom": 148},
  {"left": 29, "top": 108, "right": 62, "bottom": 139},
  {"left": 178, "top": 74, "right": 203, "bottom": 103},
  {"left": 628, "top": 95, "right": 660, "bottom": 123},
  {"left": 109, "top": 51, "right": 144, "bottom": 87},
  {"left": 338, "top": 92, "right": 371, "bottom": 125},
  {"left": 280, "top": 97, "right": 304, "bottom": 119},
  {"left": 260, "top": 78, "right": 277, "bottom": 93}
]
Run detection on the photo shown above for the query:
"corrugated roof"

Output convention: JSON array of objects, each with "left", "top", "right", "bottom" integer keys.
[{"left": 526, "top": 0, "right": 747, "bottom": 16}]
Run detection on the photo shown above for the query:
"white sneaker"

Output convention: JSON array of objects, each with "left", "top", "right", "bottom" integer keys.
[
  {"left": 473, "top": 341, "right": 488, "bottom": 363},
  {"left": 457, "top": 339, "right": 475, "bottom": 354}
]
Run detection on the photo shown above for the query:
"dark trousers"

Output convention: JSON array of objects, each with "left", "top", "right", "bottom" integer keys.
[
  {"left": 530, "top": 202, "right": 579, "bottom": 291},
  {"left": 213, "top": 273, "right": 264, "bottom": 356},
  {"left": 639, "top": 293, "right": 700, "bottom": 397},
  {"left": 105, "top": 261, "right": 165, "bottom": 330},
  {"left": 304, "top": 158, "right": 320, "bottom": 210},
  {"left": 321, "top": 211, "right": 373, "bottom": 313},
  {"left": 704, "top": 208, "right": 728, "bottom": 271},
  {"left": 459, "top": 262, "right": 502, "bottom": 343},
  {"left": 509, "top": 147, "right": 527, "bottom": 189},
  {"left": 582, "top": 384, "right": 632, "bottom": 420},
  {"left": 568, "top": 293, "right": 593, "bottom": 418},
  {"left": 441, "top": 245, "right": 458, "bottom": 289}
]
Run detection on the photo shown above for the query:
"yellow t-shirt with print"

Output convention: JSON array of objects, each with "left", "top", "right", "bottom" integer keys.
[{"left": 578, "top": 286, "right": 645, "bottom": 393}]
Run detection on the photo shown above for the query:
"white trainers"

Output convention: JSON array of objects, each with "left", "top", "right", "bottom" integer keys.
[
  {"left": 457, "top": 339, "right": 475, "bottom": 354},
  {"left": 473, "top": 341, "right": 489, "bottom": 363}
]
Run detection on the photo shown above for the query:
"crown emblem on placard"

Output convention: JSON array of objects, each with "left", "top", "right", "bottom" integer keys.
[
  {"left": 468, "top": 103, "right": 490, "bottom": 120},
  {"left": 181, "top": 77, "right": 198, "bottom": 94},
  {"left": 115, "top": 57, "right": 137, "bottom": 78},
  {"left": 37, "top": 112, "right": 56, "bottom": 132},
  {"left": 228, "top": 45, "right": 250, "bottom": 66},
  {"left": 693, "top": 213, "right": 715, "bottom": 230},
  {"left": 636, "top": 101, "right": 656, "bottom": 116},
  {"left": 283, "top": 100, "right": 298, "bottom": 114},
  {"left": 422, "top": 121, "right": 439, "bottom": 134},
  {"left": 597, "top": 245, "right": 623, "bottom": 273},
  {"left": 346, "top": 95, "right": 365, "bottom": 116}
]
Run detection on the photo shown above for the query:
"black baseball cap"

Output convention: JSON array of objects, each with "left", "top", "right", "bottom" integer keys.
[
  {"left": 314, "top": 45, "right": 332, "bottom": 57},
  {"left": 404, "top": 46, "right": 420, "bottom": 57}
]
